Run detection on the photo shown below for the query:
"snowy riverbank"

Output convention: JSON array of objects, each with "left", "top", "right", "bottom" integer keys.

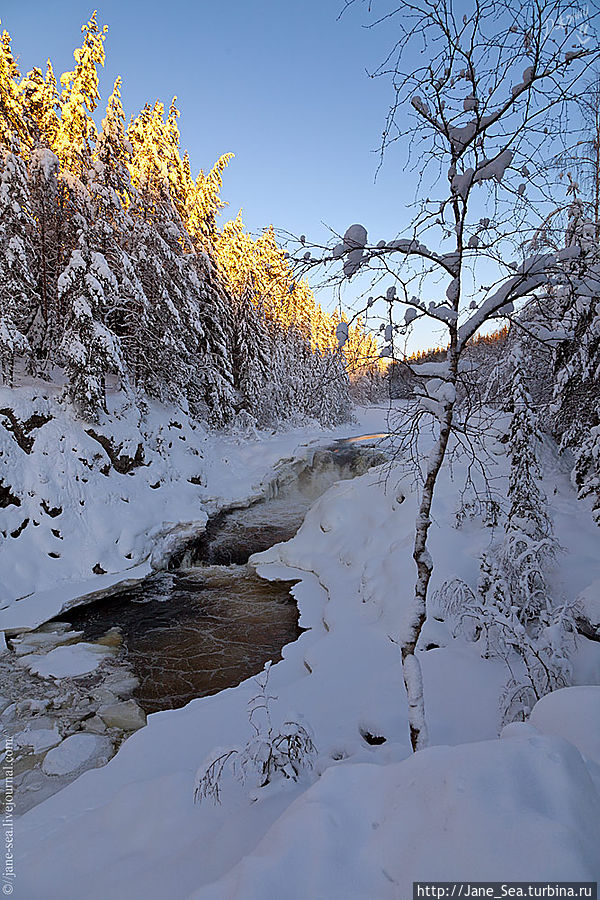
[
  {"left": 11, "top": 403, "right": 600, "bottom": 898},
  {"left": 0, "top": 386, "right": 390, "bottom": 634}
]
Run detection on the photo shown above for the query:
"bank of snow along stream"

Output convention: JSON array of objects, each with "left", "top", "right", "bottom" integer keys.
[
  {"left": 0, "top": 439, "right": 387, "bottom": 814},
  {"left": 9, "top": 406, "right": 600, "bottom": 900}
]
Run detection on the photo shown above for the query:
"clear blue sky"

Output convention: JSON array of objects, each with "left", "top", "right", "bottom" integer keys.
[
  {"left": 2, "top": 0, "right": 562, "bottom": 353},
  {"left": 2, "top": 1, "right": 407, "bottom": 245}
]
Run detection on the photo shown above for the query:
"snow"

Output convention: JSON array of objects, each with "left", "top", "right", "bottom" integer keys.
[
  {"left": 577, "top": 577, "right": 600, "bottom": 633},
  {"left": 0, "top": 565, "right": 151, "bottom": 634},
  {"left": 14, "top": 726, "right": 62, "bottom": 753},
  {"left": 9, "top": 403, "right": 600, "bottom": 899},
  {"left": 457, "top": 248, "right": 578, "bottom": 346},
  {"left": 448, "top": 121, "right": 477, "bottom": 152},
  {"left": 342, "top": 224, "right": 367, "bottom": 249},
  {"left": 451, "top": 167, "right": 474, "bottom": 198},
  {"left": 42, "top": 734, "right": 113, "bottom": 776},
  {"left": 335, "top": 322, "right": 349, "bottom": 348},
  {"left": 30, "top": 148, "right": 59, "bottom": 181},
  {"left": 530, "top": 686, "right": 600, "bottom": 766},
  {"left": 343, "top": 248, "right": 363, "bottom": 277},
  {"left": 473, "top": 148, "right": 513, "bottom": 184},
  {"left": 18, "top": 642, "right": 115, "bottom": 678},
  {"left": 194, "top": 735, "right": 599, "bottom": 899}
]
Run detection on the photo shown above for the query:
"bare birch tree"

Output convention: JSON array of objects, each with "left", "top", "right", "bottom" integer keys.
[{"left": 292, "top": 0, "right": 600, "bottom": 751}]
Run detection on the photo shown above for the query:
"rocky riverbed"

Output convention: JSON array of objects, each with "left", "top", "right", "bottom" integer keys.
[
  {"left": 1, "top": 438, "right": 389, "bottom": 815},
  {"left": 1, "top": 621, "right": 145, "bottom": 814}
]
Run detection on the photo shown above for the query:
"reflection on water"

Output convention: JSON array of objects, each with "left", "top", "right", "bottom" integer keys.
[{"left": 337, "top": 432, "right": 389, "bottom": 444}]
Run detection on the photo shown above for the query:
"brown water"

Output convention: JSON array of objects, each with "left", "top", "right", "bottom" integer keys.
[
  {"left": 57, "top": 568, "right": 300, "bottom": 713},
  {"left": 51, "top": 442, "right": 388, "bottom": 714}
]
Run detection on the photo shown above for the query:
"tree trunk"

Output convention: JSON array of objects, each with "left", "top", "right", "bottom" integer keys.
[{"left": 402, "top": 399, "right": 454, "bottom": 751}]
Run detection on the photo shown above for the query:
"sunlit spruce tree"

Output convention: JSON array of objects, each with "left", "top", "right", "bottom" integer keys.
[{"left": 0, "top": 13, "right": 375, "bottom": 426}]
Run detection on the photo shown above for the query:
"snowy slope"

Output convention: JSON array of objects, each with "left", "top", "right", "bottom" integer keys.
[
  {"left": 13, "top": 408, "right": 600, "bottom": 899},
  {"left": 0, "top": 386, "right": 388, "bottom": 633},
  {"left": 194, "top": 733, "right": 600, "bottom": 899}
]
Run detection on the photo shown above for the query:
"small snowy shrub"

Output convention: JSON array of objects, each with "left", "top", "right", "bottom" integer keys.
[
  {"left": 434, "top": 572, "right": 577, "bottom": 725},
  {"left": 433, "top": 577, "right": 481, "bottom": 640},
  {"left": 454, "top": 481, "right": 500, "bottom": 529},
  {"left": 194, "top": 663, "right": 316, "bottom": 805},
  {"left": 497, "top": 600, "right": 577, "bottom": 723}
]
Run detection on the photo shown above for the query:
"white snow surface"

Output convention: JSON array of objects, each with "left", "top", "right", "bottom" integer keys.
[
  {"left": 529, "top": 686, "right": 600, "bottom": 766},
  {"left": 11, "top": 401, "right": 600, "bottom": 899},
  {"left": 195, "top": 734, "right": 599, "bottom": 898},
  {"left": 18, "top": 642, "right": 114, "bottom": 678},
  {"left": 41, "top": 733, "right": 113, "bottom": 776},
  {"left": 0, "top": 386, "right": 384, "bottom": 633}
]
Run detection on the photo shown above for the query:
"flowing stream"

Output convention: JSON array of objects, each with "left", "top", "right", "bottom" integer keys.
[
  {"left": 51, "top": 440, "right": 388, "bottom": 713},
  {"left": 1, "top": 436, "right": 388, "bottom": 812}
]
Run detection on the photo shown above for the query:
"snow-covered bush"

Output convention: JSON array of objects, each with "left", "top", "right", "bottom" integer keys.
[
  {"left": 435, "top": 353, "right": 577, "bottom": 723},
  {"left": 194, "top": 663, "right": 316, "bottom": 804}
]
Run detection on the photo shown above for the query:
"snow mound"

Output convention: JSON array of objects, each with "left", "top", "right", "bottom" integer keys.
[
  {"left": 14, "top": 726, "right": 62, "bottom": 753},
  {"left": 42, "top": 733, "right": 113, "bottom": 776},
  {"left": 195, "top": 734, "right": 600, "bottom": 899},
  {"left": 530, "top": 686, "right": 600, "bottom": 765},
  {"left": 18, "top": 642, "right": 115, "bottom": 678}
]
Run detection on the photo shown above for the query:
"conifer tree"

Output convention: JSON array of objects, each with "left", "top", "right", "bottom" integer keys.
[
  {"left": 0, "top": 26, "right": 29, "bottom": 150},
  {"left": 55, "top": 12, "right": 108, "bottom": 179},
  {"left": 0, "top": 146, "right": 39, "bottom": 381},
  {"left": 551, "top": 196, "right": 600, "bottom": 522},
  {"left": 19, "top": 61, "right": 59, "bottom": 149},
  {"left": 229, "top": 282, "right": 273, "bottom": 420},
  {"left": 92, "top": 77, "right": 131, "bottom": 211},
  {"left": 27, "top": 146, "right": 61, "bottom": 362},
  {"left": 499, "top": 350, "right": 556, "bottom": 621},
  {"left": 59, "top": 238, "right": 125, "bottom": 419},
  {"left": 187, "top": 152, "right": 233, "bottom": 248}
]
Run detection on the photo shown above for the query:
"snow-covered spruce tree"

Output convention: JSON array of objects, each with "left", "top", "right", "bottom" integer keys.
[
  {"left": 189, "top": 267, "right": 236, "bottom": 428},
  {"left": 58, "top": 239, "right": 126, "bottom": 420},
  {"left": 551, "top": 194, "right": 600, "bottom": 521},
  {"left": 25, "top": 13, "right": 108, "bottom": 373},
  {"left": 303, "top": 343, "right": 353, "bottom": 426},
  {"left": 295, "top": 0, "right": 599, "bottom": 750},
  {"left": 54, "top": 12, "right": 107, "bottom": 181},
  {"left": 18, "top": 60, "right": 60, "bottom": 150},
  {"left": 27, "top": 147, "right": 62, "bottom": 365},
  {"left": 499, "top": 349, "right": 557, "bottom": 619},
  {"left": 228, "top": 283, "right": 273, "bottom": 422},
  {"left": 0, "top": 27, "right": 31, "bottom": 150},
  {"left": 0, "top": 145, "right": 39, "bottom": 382},
  {"left": 87, "top": 77, "right": 132, "bottom": 257},
  {"left": 488, "top": 350, "right": 573, "bottom": 720}
]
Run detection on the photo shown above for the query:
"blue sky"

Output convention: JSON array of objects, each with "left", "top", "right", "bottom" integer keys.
[
  {"left": 3, "top": 0, "right": 429, "bottom": 336},
  {"left": 2, "top": 0, "right": 575, "bottom": 352},
  {"left": 2, "top": 1, "right": 406, "bottom": 244}
]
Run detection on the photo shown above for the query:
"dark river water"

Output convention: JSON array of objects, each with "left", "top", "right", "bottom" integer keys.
[{"left": 51, "top": 440, "right": 388, "bottom": 714}]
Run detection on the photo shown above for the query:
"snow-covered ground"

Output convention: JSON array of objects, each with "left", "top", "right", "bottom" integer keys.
[
  {"left": 0, "top": 385, "right": 387, "bottom": 633},
  {"left": 8, "top": 399, "right": 600, "bottom": 899}
]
